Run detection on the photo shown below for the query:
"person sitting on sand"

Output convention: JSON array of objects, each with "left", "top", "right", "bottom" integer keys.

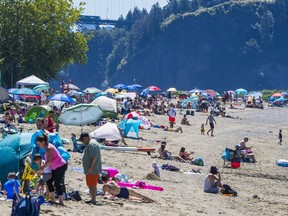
[
  {"left": 179, "top": 147, "right": 194, "bottom": 161},
  {"left": 101, "top": 175, "right": 154, "bottom": 203},
  {"left": 239, "top": 137, "right": 257, "bottom": 163},
  {"left": 158, "top": 142, "right": 187, "bottom": 162},
  {"left": 204, "top": 166, "right": 224, "bottom": 194},
  {"left": 181, "top": 114, "right": 191, "bottom": 126}
]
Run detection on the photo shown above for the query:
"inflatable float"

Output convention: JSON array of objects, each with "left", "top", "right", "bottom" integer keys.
[
  {"left": 276, "top": 159, "right": 288, "bottom": 167},
  {"left": 100, "top": 145, "right": 155, "bottom": 153},
  {"left": 118, "top": 181, "right": 164, "bottom": 191}
]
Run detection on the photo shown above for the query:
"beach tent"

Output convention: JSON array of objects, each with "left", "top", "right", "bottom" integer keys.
[
  {"left": 91, "top": 96, "right": 118, "bottom": 118},
  {"left": 16, "top": 75, "right": 48, "bottom": 88},
  {"left": 24, "top": 105, "right": 56, "bottom": 123},
  {"left": 235, "top": 88, "right": 248, "bottom": 97},
  {"left": 181, "top": 97, "right": 198, "bottom": 109},
  {"left": 0, "top": 133, "right": 33, "bottom": 185},
  {"left": 119, "top": 119, "right": 141, "bottom": 139},
  {"left": 89, "top": 122, "right": 122, "bottom": 141}
]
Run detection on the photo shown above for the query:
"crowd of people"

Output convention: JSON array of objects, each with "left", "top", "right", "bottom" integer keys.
[{"left": 0, "top": 87, "right": 268, "bottom": 209}]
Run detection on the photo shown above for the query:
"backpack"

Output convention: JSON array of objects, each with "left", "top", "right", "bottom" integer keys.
[
  {"left": 222, "top": 184, "right": 238, "bottom": 196},
  {"left": 191, "top": 157, "right": 204, "bottom": 166}
]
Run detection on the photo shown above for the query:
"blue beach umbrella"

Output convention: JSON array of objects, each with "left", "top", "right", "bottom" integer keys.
[
  {"left": 189, "top": 88, "right": 204, "bottom": 94},
  {"left": 12, "top": 88, "right": 40, "bottom": 96},
  {"left": 114, "top": 84, "right": 127, "bottom": 89},
  {"left": 49, "top": 93, "right": 75, "bottom": 104},
  {"left": 235, "top": 88, "right": 248, "bottom": 96},
  {"left": 33, "top": 84, "right": 50, "bottom": 92},
  {"left": 132, "top": 84, "right": 142, "bottom": 88}
]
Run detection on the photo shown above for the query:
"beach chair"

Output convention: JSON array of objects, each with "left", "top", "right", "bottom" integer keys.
[{"left": 221, "top": 145, "right": 241, "bottom": 168}]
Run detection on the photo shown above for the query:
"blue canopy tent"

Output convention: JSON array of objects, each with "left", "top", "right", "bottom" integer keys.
[
  {"left": 181, "top": 97, "right": 198, "bottom": 109},
  {"left": 0, "top": 133, "right": 33, "bottom": 185},
  {"left": 119, "top": 119, "right": 141, "bottom": 139}
]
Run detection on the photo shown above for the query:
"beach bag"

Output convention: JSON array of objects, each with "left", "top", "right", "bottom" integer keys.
[
  {"left": 222, "top": 184, "right": 237, "bottom": 196},
  {"left": 67, "top": 191, "right": 82, "bottom": 201},
  {"left": 221, "top": 149, "right": 230, "bottom": 161},
  {"left": 191, "top": 157, "right": 204, "bottom": 166}
]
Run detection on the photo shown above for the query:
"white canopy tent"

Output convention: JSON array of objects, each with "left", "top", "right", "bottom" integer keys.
[{"left": 16, "top": 75, "right": 48, "bottom": 88}]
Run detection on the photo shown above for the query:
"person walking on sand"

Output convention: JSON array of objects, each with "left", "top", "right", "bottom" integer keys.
[
  {"left": 206, "top": 111, "right": 217, "bottom": 136},
  {"left": 80, "top": 132, "right": 102, "bottom": 205},
  {"left": 278, "top": 129, "right": 282, "bottom": 145}
]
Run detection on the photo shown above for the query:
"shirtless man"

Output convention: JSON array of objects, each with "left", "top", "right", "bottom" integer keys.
[
  {"left": 101, "top": 176, "right": 154, "bottom": 203},
  {"left": 239, "top": 137, "right": 257, "bottom": 163}
]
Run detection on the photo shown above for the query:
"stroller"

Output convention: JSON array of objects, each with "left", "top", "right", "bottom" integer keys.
[{"left": 221, "top": 145, "right": 241, "bottom": 168}]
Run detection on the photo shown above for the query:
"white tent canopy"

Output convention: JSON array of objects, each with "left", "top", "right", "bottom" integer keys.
[
  {"left": 16, "top": 75, "right": 48, "bottom": 88},
  {"left": 89, "top": 122, "right": 121, "bottom": 141},
  {"left": 91, "top": 96, "right": 117, "bottom": 112}
]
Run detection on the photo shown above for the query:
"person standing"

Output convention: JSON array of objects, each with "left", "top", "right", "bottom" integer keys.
[
  {"left": 168, "top": 104, "right": 176, "bottom": 129},
  {"left": 278, "top": 129, "right": 282, "bottom": 145},
  {"left": 36, "top": 134, "right": 67, "bottom": 205},
  {"left": 206, "top": 111, "right": 217, "bottom": 136},
  {"left": 80, "top": 132, "right": 102, "bottom": 205},
  {"left": 44, "top": 110, "right": 59, "bottom": 133}
]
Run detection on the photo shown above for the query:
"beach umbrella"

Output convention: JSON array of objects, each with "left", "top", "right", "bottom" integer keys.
[
  {"left": 115, "top": 93, "right": 129, "bottom": 99},
  {"left": 125, "top": 111, "right": 140, "bottom": 119},
  {"left": 105, "top": 88, "right": 118, "bottom": 94},
  {"left": 59, "top": 104, "right": 103, "bottom": 126},
  {"left": 12, "top": 88, "right": 40, "bottom": 96},
  {"left": 272, "top": 93, "right": 282, "bottom": 97},
  {"left": 235, "top": 88, "right": 247, "bottom": 96},
  {"left": 114, "top": 84, "right": 127, "bottom": 89},
  {"left": 167, "top": 87, "right": 177, "bottom": 92},
  {"left": 227, "top": 90, "right": 235, "bottom": 95},
  {"left": 132, "top": 84, "right": 142, "bottom": 88},
  {"left": 126, "top": 85, "right": 137, "bottom": 91},
  {"left": 205, "top": 89, "right": 217, "bottom": 97},
  {"left": 83, "top": 87, "right": 101, "bottom": 94},
  {"left": 147, "top": 86, "right": 161, "bottom": 91},
  {"left": 60, "top": 83, "right": 80, "bottom": 91},
  {"left": 281, "top": 91, "right": 288, "bottom": 96},
  {"left": 189, "top": 88, "right": 204, "bottom": 93},
  {"left": 249, "top": 91, "right": 263, "bottom": 99},
  {"left": 49, "top": 93, "right": 75, "bottom": 104},
  {"left": 33, "top": 84, "right": 50, "bottom": 92},
  {"left": 0, "top": 87, "right": 9, "bottom": 101},
  {"left": 69, "top": 90, "right": 83, "bottom": 97}
]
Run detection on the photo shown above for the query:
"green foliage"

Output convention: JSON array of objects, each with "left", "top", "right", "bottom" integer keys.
[{"left": 0, "top": 0, "right": 89, "bottom": 87}]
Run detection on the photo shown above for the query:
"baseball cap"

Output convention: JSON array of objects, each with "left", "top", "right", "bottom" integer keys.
[{"left": 78, "top": 132, "right": 90, "bottom": 141}]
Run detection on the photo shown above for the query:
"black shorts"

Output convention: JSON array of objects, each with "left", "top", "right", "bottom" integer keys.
[{"left": 209, "top": 123, "right": 214, "bottom": 129}]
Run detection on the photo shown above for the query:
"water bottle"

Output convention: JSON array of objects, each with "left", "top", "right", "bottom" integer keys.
[{"left": 152, "top": 162, "right": 160, "bottom": 177}]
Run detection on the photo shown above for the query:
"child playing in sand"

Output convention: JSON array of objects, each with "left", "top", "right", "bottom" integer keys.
[
  {"left": 278, "top": 129, "right": 282, "bottom": 145},
  {"left": 3, "top": 172, "right": 21, "bottom": 199},
  {"left": 200, "top": 123, "right": 205, "bottom": 135},
  {"left": 33, "top": 154, "right": 52, "bottom": 195}
]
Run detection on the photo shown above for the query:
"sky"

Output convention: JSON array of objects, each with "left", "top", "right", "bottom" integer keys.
[{"left": 73, "top": 0, "right": 168, "bottom": 20}]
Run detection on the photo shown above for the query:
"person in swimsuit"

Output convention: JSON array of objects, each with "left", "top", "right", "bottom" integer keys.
[
  {"left": 44, "top": 110, "right": 58, "bottom": 133},
  {"left": 101, "top": 175, "right": 154, "bottom": 203}
]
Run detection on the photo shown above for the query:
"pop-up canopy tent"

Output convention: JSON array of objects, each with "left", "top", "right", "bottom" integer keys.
[
  {"left": 24, "top": 105, "right": 56, "bottom": 123},
  {"left": 119, "top": 119, "right": 141, "bottom": 139},
  {"left": 16, "top": 75, "right": 48, "bottom": 88},
  {"left": 0, "top": 133, "right": 33, "bottom": 185},
  {"left": 89, "top": 122, "right": 122, "bottom": 141}
]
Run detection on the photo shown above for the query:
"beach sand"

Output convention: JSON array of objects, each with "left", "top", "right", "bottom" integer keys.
[{"left": 1, "top": 106, "right": 288, "bottom": 216}]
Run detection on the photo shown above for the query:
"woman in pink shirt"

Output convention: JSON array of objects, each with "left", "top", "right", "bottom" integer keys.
[{"left": 37, "top": 134, "right": 67, "bottom": 205}]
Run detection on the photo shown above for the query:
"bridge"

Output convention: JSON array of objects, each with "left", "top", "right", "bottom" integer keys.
[{"left": 77, "top": 15, "right": 134, "bottom": 29}]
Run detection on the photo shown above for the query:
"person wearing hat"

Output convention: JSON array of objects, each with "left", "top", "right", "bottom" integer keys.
[
  {"left": 203, "top": 166, "right": 224, "bottom": 194},
  {"left": 80, "top": 132, "right": 102, "bottom": 205}
]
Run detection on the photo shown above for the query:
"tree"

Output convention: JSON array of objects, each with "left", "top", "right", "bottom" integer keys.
[{"left": 0, "top": 0, "right": 89, "bottom": 88}]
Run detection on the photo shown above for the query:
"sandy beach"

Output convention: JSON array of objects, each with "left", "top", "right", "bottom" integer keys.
[{"left": 1, "top": 105, "right": 288, "bottom": 216}]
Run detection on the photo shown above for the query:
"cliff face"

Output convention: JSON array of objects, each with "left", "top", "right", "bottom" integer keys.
[{"left": 59, "top": 0, "right": 288, "bottom": 91}]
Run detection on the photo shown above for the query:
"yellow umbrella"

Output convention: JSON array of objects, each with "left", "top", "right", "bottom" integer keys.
[
  {"left": 167, "top": 87, "right": 177, "bottom": 92},
  {"left": 105, "top": 88, "right": 118, "bottom": 94}
]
